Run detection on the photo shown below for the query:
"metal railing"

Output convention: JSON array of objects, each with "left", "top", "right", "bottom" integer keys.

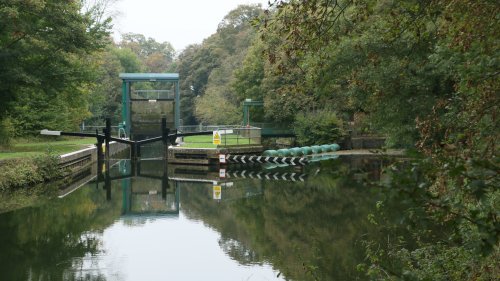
[
  {"left": 80, "top": 125, "right": 123, "bottom": 138},
  {"left": 178, "top": 125, "right": 261, "bottom": 147}
]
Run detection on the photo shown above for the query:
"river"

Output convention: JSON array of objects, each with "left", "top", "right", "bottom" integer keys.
[{"left": 0, "top": 149, "right": 397, "bottom": 281}]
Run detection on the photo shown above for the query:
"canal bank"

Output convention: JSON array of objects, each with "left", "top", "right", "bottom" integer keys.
[{"left": 0, "top": 141, "right": 129, "bottom": 213}]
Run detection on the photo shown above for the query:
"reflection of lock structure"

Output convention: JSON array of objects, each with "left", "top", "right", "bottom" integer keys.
[
  {"left": 118, "top": 121, "right": 127, "bottom": 139},
  {"left": 213, "top": 185, "right": 222, "bottom": 200}
]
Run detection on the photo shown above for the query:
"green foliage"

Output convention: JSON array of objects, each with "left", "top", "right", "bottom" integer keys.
[
  {"left": 194, "top": 88, "right": 241, "bottom": 124},
  {"left": 85, "top": 44, "right": 125, "bottom": 126},
  {"left": 33, "top": 150, "right": 63, "bottom": 181},
  {"left": 232, "top": 41, "right": 265, "bottom": 102},
  {"left": 0, "top": 0, "right": 112, "bottom": 138},
  {"left": 294, "top": 110, "right": 344, "bottom": 146},
  {"left": 0, "top": 150, "right": 63, "bottom": 192},
  {"left": 112, "top": 47, "right": 143, "bottom": 73},
  {"left": 0, "top": 118, "right": 14, "bottom": 147},
  {"left": 175, "top": 4, "right": 264, "bottom": 125},
  {"left": 119, "top": 32, "right": 175, "bottom": 72},
  {"left": 257, "top": 0, "right": 499, "bottom": 279}
]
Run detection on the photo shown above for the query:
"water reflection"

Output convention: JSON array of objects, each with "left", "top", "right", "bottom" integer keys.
[{"left": 0, "top": 154, "right": 395, "bottom": 281}]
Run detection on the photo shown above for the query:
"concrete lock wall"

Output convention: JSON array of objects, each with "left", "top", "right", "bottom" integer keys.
[{"left": 59, "top": 141, "right": 129, "bottom": 170}]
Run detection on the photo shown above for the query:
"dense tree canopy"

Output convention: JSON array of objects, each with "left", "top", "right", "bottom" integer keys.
[
  {"left": 0, "top": 0, "right": 111, "bottom": 140},
  {"left": 247, "top": 0, "right": 499, "bottom": 279},
  {"left": 119, "top": 32, "right": 175, "bottom": 73},
  {"left": 175, "top": 4, "right": 264, "bottom": 125}
]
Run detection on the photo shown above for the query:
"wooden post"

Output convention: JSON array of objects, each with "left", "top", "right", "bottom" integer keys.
[
  {"left": 162, "top": 158, "right": 169, "bottom": 199},
  {"left": 105, "top": 159, "right": 111, "bottom": 201},
  {"left": 162, "top": 117, "right": 169, "bottom": 159},
  {"left": 105, "top": 118, "right": 111, "bottom": 160},
  {"left": 130, "top": 143, "right": 136, "bottom": 160},
  {"left": 96, "top": 138, "right": 103, "bottom": 163},
  {"left": 96, "top": 129, "right": 104, "bottom": 165},
  {"left": 137, "top": 157, "right": 141, "bottom": 176},
  {"left": 131, "top": 156, "right": 137, "bottom": 177},
  {"left": 136, "top": 143, "right": 141, "bottom": 159}
]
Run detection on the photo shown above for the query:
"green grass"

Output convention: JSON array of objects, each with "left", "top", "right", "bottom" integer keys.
[
  {"left": 182, "top": 135, "right": 259, "bottom": 148},
  {"left": 0, "top": 138, "right": 96, "bottom": 160}
]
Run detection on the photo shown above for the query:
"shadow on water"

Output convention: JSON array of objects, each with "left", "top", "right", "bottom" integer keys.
[{"left": 0, "top": 145, "right": 399, "bottom": 281}]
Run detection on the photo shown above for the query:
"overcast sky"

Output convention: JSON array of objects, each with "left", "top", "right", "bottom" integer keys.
[{"left": 112, "top": 0, "right": 269, "bottom": 52}]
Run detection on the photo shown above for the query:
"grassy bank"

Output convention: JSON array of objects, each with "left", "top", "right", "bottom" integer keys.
[
  {"left": 0, "top": 136, "right": 87, "bottom": 211},
  {"left": 0, "top": 137, "right": 96, "bottom": 160},
  {"left": 0, "top": 150, "right": 68, "bottom": 213},
  {"left": 182, "top": 135, "right": 259, "bottom": 148}
]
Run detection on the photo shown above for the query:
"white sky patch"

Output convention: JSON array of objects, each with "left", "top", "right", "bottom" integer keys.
[{"left": 112, "top": 0, "right": 269, "bottom": 52}]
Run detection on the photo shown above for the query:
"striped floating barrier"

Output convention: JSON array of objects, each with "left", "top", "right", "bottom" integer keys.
[
  {"left": 225, "top": 154, "right": 308, "bottom": 166},
  {"left": 225, "top": 170, "right": 307, "bottom": 182}
]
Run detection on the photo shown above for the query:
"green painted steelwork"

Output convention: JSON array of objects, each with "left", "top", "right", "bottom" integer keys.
[
  {"left": 175, "top": 80, "right": 180, "bottom": 128},
  {"left": 119, "top": 73, "right": 179, "bottom": 81},
  {"left": 241, "top": 100, "right": 296, "bottom": 137},
  {"left": 242, "top": 99, "right": 264, "bottom": 126},
  {"left": 120, "top": 73, "right": 180, "bottom": 139},
  {"left": 121, "top": 81, "right": 129, "bottom": 135}
]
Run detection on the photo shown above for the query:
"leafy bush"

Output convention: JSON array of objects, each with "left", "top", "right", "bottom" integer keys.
[
  {"left": 294, "top": 110, "right": 344, "bottom": 146},
  {"left": 34, "top": 150, "right": 62, "bottom": 181},
  {"left": 0, "top": 150, "right": 62, "bottom": 192}
]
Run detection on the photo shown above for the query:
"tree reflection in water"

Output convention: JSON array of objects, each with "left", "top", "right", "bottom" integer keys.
[
  {"left": 180, "top": 156, "right": 391, "bottom": 281},
  {"left": 0, "top": 155, "right": 393, "bottom": 281}
]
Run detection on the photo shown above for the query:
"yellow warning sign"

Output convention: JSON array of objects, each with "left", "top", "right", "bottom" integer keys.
[
  {"left": 213, "top": 185, "right": 222, "bottom": 200},
  {"left": 213, "top": 131, "right": 221, "bottom": 145}
]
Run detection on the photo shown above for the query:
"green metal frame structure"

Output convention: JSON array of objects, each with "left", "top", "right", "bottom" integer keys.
[
  {"left": 120, "top": 73, "right": 180, "bottom": 138},
  {"left": 242, "top": 99, "right": 264, "bottom": 126},
  {"left": 242, "top": 99, "right": 296, "bottom": 137}
]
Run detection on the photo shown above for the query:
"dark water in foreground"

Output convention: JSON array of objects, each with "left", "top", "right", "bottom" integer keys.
[{"left": 0, "top": 153, "right": 395, "bottom": 281}]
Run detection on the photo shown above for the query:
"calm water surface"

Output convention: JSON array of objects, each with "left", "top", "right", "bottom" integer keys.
[{"left": 0, "top": 153, "right": 392, "bottom": 281}]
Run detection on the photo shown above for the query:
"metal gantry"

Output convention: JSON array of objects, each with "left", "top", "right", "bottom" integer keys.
[{"left": 120, "top": 73, "right": 180, "bottom": 140}]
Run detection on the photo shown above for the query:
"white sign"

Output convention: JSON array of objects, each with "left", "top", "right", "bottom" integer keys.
[
  {"left": 219, "top": 154, "right": 226, "bottom": 164},
  {"left": 219, "top": 169, "right": 226, "bottom": 178},
  {"left": 40, "top": 129, "right": 61, "bottom": 136}
]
